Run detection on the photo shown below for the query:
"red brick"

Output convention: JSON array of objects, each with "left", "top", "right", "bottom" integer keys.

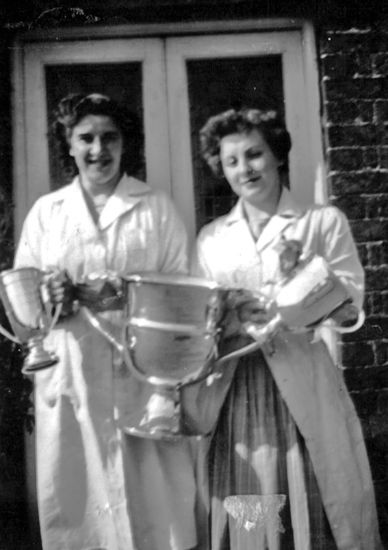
[
  {"left": 365, "top": 196, "right": 388, "bottom": 218},
  {"left": 365, "top": 292, "right": 388, "bottom": 316},
  {"left": 380, "top": 146, "right": 388, "bottom": 168},
  {"left": 330, "top": 171, "right": 387, "bottom": 194},
  {"left": 357, "top": 243, "right": 369, "bottom": 265},
  {"left": 342, "top": 341, "right": 375, "bottom": 367},
  {"left": 363, "top": 147, "right": 379, "bottom": 169},
  {"left": 326, "top": 100, "right": 374, "bottom": 124},
  {"left": 375, "top": 100, "right": 388, "bottom": 123},
  {"left": 331, "top": 194, "right": 366, "bottom": 219},
  {"left": 352, "top": 389, "right": 380, "bottom": 417},
  {"left": 377, "top": 390, "right": 388, "bottom": 415},
  {"left": 343, "top": 316, "right": 388, "bottom": 342},
  {"left": 327, "top": 124, "right": 378, "bottom": 147},
  {"left": 365, "top": 267, "right": 388, "bottom": 290},
  {"left": 328, "top": 147, "right": 364, "bottom": 170},
  {"left": 324, "top": 77, "right": 387, "bottom": 101},
  {"left": 376, "top": 341, "right": 388, "bottom": 366},
  {"left": 322, "top": 53, "right": 359, "bottom": 79},
  {"left": 344, "top": 365, "right": 388, "bottom": 391},
  {"left": 350, "top": 219, "right": 388, "bottom": 242},
  {"left": 320, "top": 31, "right": 381, "bottom": 55},
  {"left": 369, "top": 242, "right": 388, "bottom": 265},
  {"left": 374, "top": 53, "right": 388, "bottom": 76}
]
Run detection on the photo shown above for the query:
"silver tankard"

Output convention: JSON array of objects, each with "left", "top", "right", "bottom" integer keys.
[
  {"left": 81, "top": 272, "right": 260, "bottom": 440},
  {"left": 0, "top": 267, "right": 61, "bottom": 374}
]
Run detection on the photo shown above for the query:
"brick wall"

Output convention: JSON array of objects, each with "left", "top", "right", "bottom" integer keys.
[{"left": 320, "top": 23, "right": 388, "bottom": 537}]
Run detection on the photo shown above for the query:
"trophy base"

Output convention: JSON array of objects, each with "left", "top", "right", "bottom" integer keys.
[
  {"left": 122, "top": 425, "right": 183, "bottom": 441},
  {"left": 22, "top": 338, "right": 59, "bottom": 375},
  {"left": 120, "top": 388, "right": 183, "bottom": 441},
  {"left": 22, "top": 354, "right": 58, "bottom": 375}
]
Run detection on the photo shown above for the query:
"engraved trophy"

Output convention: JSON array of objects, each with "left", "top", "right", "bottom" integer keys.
[
  {"left": 0, "top": 267, "right": 61, "bottom": 374},
  {"left": 81, "top": 272, "right": 259, "bottom": 440}
]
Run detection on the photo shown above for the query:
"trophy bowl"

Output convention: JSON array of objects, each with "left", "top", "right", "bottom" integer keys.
[
  {"left": 82, "top": 272, "right": 266, "bottom": 440},
  {"left": 123, "top": 273, "right": 224, "bottom": 385},
  {"left": 0, "top": 267, "right": 60, "bottom": 374},
  {"left": 82, "top": 273, "right": 227, "bottom": 439}
]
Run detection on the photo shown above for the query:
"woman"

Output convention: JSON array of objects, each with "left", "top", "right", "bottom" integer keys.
[
  {"left": 191, "top": 108, "right": 382, "bottom": 549},
  {"left": 14, "top": 93, "right": 205, "bottom": 550}
]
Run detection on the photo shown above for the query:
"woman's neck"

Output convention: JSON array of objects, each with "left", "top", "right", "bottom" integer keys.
[
  {"left": 79, "top": 173, "right": 121, "bottom": 199},
  {"left": 243, "top": 189, "right": 282, "bottom": 219}
]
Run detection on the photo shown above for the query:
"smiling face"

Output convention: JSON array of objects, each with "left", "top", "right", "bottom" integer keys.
[
  {"left": 220, "top": 128, "right": 282, "bottom": 213},
  {"left": 68, "top": 114, "right": 123, "bottom": 195}
]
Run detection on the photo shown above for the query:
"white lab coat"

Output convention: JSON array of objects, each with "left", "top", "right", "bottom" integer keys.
[
  {"left": 15, "top": 175, "right": 204, "bottom": 550},
  {"left": 190, "top": 188, "right": 382, "bottom": 550}
]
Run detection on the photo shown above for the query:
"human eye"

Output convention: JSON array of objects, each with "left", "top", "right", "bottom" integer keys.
[
  {"left": 223, "top": 156, "right": 237, "bottom": 167},
  {"left": 78, "top": 133, "right": 93, "bottom": 144},
  {"left": 103, "top": 132, "right": 121, "bottom": 145},
  {"left": 247, "top": 148, "right": 263, "bottom": 159}
]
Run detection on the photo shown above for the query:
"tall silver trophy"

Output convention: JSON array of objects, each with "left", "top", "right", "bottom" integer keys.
[
  {"left": 81, "top": 272, "right": 257, "bottom": 440},
  {"left": 0, "top": 267, "right": 61, "bottom": 374}
]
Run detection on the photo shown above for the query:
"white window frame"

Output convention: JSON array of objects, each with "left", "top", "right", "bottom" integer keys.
[{"left": 166, "top": 28, "right": 325, "bottom": 245}]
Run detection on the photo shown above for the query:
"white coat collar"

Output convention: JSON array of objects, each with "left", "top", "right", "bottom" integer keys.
[
  {"left": 61, "top": 174, "right": 152, "bottom": 231},
  {"left": 225, "top": 188, "right": 306, "bottom": 252}
]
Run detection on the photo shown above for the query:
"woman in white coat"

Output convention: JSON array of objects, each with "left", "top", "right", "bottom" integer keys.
[
  {"left": 15, "top": 93, "right": 205, "bottom": 550},
  {"left": 191, "top": 108, "right": 383, "bottom": 550}
]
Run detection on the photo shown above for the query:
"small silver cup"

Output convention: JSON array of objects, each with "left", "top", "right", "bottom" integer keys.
[{"left": 0, "top": 267, "right": 60, "bottom": 374}]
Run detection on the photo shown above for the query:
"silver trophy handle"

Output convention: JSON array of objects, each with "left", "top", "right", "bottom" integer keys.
[
  {"left": 80, "top": 306, "right": 125, "bottom": 355},
  {"left": 0, "top": 323, "right": 20, "bottom": 344},
  {"left": 215, "top": 313, "right": 283, "bottom": 366},
  {"left": 325, "top": 309, "right": 365, "bottom": 334},
  {"left": 0, "top": 272, "right": 62, "bottom": 344}
]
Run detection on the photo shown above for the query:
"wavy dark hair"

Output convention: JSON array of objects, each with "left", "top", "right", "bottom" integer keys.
[
  {"left": 200, "top": 108, "right": 292, "bottom": 180},
  {"left": 51, "top": 93, "right": 143, "bottom": 179}
]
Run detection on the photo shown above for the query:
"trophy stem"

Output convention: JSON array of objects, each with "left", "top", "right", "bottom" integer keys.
[
  {"left": 22, "top": 336, "right": 59, "bottom": 375},
  {"left": 123, "top": 385, "right": 182, "bottom": 440}
]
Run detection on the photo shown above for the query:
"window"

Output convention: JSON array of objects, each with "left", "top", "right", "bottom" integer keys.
[{"left": 13, "top": 21, "right": 324, "bottom": 246}]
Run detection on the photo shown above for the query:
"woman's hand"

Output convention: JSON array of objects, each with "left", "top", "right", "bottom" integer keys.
[
  {"left": 75, "top": 274, "right": 123, "bottom": 311},
  {"left": 44, "top": 269, "right": 75, "bottom": 317},
  {"left": 221, "top": 289, "right": 271, "bottom": 339}
]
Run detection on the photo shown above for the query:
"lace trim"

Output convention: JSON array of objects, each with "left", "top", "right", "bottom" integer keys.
[{"left": 224, "top": 494, "right": 286, "bottom": 533}]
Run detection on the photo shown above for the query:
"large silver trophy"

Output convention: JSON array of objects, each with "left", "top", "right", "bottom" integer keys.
[
  {"left": 0, "top": 267, "right": 61, "bottom": 374},
  {"left": 81, "top": 256, "right": 364, "bottom": 440},
  {"left": 81, "top": 273, "right": 257, "bottom": 440}
]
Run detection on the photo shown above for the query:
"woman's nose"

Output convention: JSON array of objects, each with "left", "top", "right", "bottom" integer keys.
[
  {"left": 238, "top": 157, "right": 253, "bottom": 176},
  {"left": 90, "top": 137, "right": 103, "bottom": 155}
]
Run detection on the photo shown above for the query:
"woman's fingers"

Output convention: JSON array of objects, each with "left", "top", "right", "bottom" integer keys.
[
  {"left": 238, "top": 300, "right": 269, "bottom": 324},
  {"left": 44, "top": 270, "right": 75, "bottom": 313}
]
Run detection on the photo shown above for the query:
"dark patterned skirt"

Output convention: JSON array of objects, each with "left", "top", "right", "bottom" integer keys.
[{"left": 209, "top": 350, "right": 338, "bottom": 550}]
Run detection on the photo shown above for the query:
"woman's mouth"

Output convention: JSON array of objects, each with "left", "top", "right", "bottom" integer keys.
[
  {"left": 88, "top": 158, "right": 111, "bottom": 168},
  {"left": 242, "top": 176, "right": 261, "bottom": 186}
]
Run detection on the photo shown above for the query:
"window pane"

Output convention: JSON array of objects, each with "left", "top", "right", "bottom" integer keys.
[
  {"left": 187, "top": 56, "right": 284, "bottom": 231},
  {"left": 45, "top": 63, "right": 144, "bottom": 189}
]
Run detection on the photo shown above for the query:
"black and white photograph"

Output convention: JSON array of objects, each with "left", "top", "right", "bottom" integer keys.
[{"left": 0, "top": 1, "right": 387, "bottom": 549}]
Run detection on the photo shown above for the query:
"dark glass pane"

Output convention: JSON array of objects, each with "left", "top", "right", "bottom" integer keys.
[
  {"left": 45, "top": 63, "right": 144, "bottom": 189},
  {"left": 187, "top": 56, "right": 284, "bottom": 232}
]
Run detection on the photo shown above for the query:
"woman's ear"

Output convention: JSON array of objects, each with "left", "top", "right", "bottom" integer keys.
[{"left": 66, "top": 128, "right": 74, "bottom": 157}]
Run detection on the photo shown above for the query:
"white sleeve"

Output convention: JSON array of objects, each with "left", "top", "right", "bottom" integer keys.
[
  {"left": 190, "top": 227, "right": 215, "bottom": 280},
  {"left": 14, "top": 200, "right": 45, "bottom": 269},
  {"left": 156, "top": 193, "right": 189, "bottom": 275},
  {"left": 319, "top": 206, "right": 364, "bottom": 311}
]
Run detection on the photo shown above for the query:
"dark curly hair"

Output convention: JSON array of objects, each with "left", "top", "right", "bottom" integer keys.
[
  {"left": 51, "top": 93, "right": 143, "bottom": 179},
  {"left": 199, "top": 108, "right": 292, "bottom": 179}
]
